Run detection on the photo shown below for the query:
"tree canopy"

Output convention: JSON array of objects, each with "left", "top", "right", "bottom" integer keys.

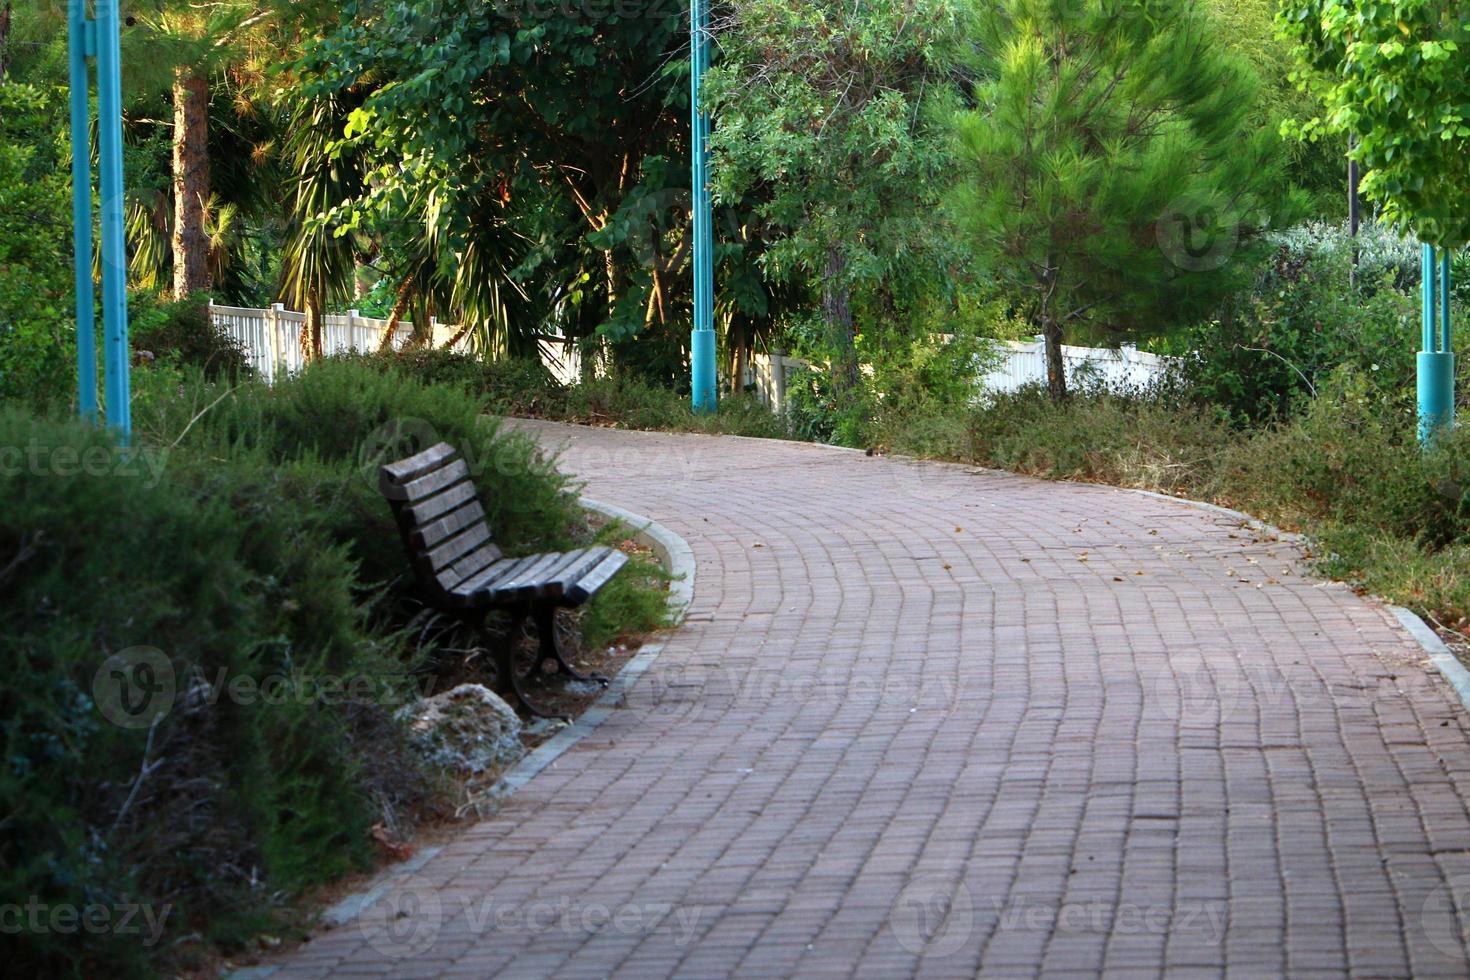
[{"left": 1278, "top": 0, "right": 1470, "bottom": 247}]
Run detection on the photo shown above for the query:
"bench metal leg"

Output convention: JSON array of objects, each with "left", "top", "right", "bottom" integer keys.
[
  {"left": 470, "top": 610, "right": 567, "bottom": 721},
  {"left": 533, "top": 604, "right": 609, "bottom": 687}
]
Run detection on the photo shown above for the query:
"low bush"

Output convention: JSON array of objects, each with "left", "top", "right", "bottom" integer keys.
[
  {"left": 128, "top": 294, "right": 253, "bottom": 382},
  {"left": 1165, "top": 221, "right": 1434, "bottom": 425},
  {"left": 0, "top": 82, "right": 75, "bottom": 407},
  {"left": 0, "top": 410, "right": 410, "bottom": 978},
  {"left": 331, "top": 348, "right": 792, "bottom": 439},
  {"left": 4, "top": 358, "right": 667, "bottom": 975}
]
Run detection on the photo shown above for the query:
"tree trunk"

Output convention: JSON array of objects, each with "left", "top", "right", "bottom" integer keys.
[
  {"left": 0, "top": 2, "right": 13, "bottom": 80},
  {"left": 300, "top": 293, "right": 324, "bottom": 361},
  {"left": 823, "top": 246, "right": 860, "bottom": 396},
  {"left": 171, "top": 70, "right": 211, "bottom": 301},
  {"left": 378, "top": 274, "right": 414, "bottom": 351},
  {"left": 729, "top": 316, "right": 748, "bottom": 397},
  {"left": 1042, "top": 317, "right": 1068, "bottom": 401}
]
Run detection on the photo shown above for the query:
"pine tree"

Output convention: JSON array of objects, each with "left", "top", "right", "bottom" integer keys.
[{"left": 953, "top": 0, "right": 1286, "bottom": 399}]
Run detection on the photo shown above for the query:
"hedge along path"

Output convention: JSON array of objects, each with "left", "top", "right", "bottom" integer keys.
[{"left": 266, "top": 420, "right": 1470, "bottom": 978}]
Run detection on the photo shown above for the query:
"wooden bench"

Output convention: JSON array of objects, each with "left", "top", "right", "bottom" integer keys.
[{"left": 380, "top": 441, "right": 628, "bottom": 718}]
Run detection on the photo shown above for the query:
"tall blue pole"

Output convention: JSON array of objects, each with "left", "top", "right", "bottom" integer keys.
[
  {"left": 96, "top": 0, "right": 131, "bottom": 442},
  {"left": 1418, "top": 244, "right": 1455, "bottom": 444},
  {"left": 68, "top": 0, "right": 98, "bottom": 421},
  {"left": 689, "top": 0, "right": 717, "bottom": 413}
]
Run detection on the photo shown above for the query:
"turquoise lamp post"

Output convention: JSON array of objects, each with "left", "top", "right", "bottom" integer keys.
[
  {"left": 689, "top": 0, "right": 717, "bottom": 413},
  {"left": 67, "top": 0, "right": 131, "bottom": 441}
]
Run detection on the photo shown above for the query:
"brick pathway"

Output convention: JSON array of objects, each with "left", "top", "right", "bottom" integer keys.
[{"left": 270, "top": 422, "right": 1470, "bottom": 978}]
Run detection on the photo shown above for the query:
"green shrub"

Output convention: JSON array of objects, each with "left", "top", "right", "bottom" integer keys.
[
  {"left": 128, "top": 294, "right": 253, "bottom": 382},
  {"left": 132, "top": 359, "right": 585, "bottom": 616},
  {"left": 2, "top": 358, "right": 667, "bottom": 975},
  {"left": 964, "top": 382, "right": 1235, "bottom": 495},
  {"left": 332, "top": 348, "right": 791, "bottom": 439},
  {"left": 1168, "top": 221, "right": 1427, "bottom": 424},
  {"left": 579, "top": 523, "right": 674, "bottom": 650},
  {"left": 0, "top": 410, "right": 408, "bottom": 977},
  {"left": 0, "top": 82, "right": 75, "bottom": 407},
  {"left": 556, "top": 377, "right": 789, "bottom": 439}
]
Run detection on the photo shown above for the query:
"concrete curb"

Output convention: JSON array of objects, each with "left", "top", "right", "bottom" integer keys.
[
  {"left": 1391, "top": 606, "right": 1470, "bottom": 713},
  {"left": 242, "top": 498, "right": 695, "bottom": 968},
  {"left": 581, "top": 496, "right": 695, "bottom": 624},
  {"left": 484, "top": 496, "right": 692, "bottom": 800}
]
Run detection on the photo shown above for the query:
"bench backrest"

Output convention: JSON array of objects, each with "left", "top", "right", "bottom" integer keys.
[{"left": 379, "top": 442, "right": 503, "bottom": 598}]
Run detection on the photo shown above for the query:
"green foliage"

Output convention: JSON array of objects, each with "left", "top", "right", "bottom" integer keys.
[
  {"left": 782, "top": 321, "right": 996, "bottom": 451},
  {"left": 1203, "top": 0, "right": 1344, "bottom": 206},
  {"left": 953, "top": 0, "right": 1290, "bottom": 396},
  {"left": 708, "top": 0, "right": 970, "bottom": 403},
  {"left": 579, "top": 523, "right": 673, "bottom": 651},
  {"left": 0, "top": 409, "right": 403, "bottom": 977},
  {"left": 1278, "top": 0, "right": 1470, "bottom": 247},
  {"left": 0, "top": 81, "right": 76, "bottom": 407},
  {"left": 129, "top": 293, "right": 254, "bottom": 381},
  {"left": 296, "top": 0, "right": 691, "bottom": 356},
  {"left": 136, "top": 359, "right": 585, "bottom": 573},
  {"left": 966, "top": 383, "right": 1237, "bottom": 494},
  {"left": 1168, "top": 221, "right": 1424, "bottom": 423},
  {"left": 1, "top": 358, "right": 675, "bottom": 973},
  {"left": 331, "top": 349, "right": 792, "bottom": 439}
]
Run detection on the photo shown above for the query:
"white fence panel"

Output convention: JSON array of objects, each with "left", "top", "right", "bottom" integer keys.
[
  {"left": 980, "top": 338, "right": 1178, "bottom": 394},
  {"left": 212, "top": 307, "right": 1179, "bottom": 399},
  {"left": 211, "top": 302, "right": 478, "bottom": 384}
]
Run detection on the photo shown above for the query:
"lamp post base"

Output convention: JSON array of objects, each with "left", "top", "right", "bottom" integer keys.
[
  {"left": 691, "top": 329, "right": 717, "bottom": 414},
  {"left": 1418, "top": 350, "right": 1456, "bottom": 444}
]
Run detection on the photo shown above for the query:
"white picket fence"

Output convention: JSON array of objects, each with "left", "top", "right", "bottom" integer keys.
[
  {"left": 208, "top": 301, "right": 470, "bottom": 384},
  {"left": 741, "top": 341, "right": 1180, "bottom": 411},
  {"left": 981, "top": 338, "right": 1179, "bottom": 394},
  {"left": 210, "top": 304, "right": 1179, "bottom": 401}
]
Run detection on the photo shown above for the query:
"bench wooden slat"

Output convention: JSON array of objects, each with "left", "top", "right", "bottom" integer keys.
[
  {"left": 381, "top": 442, "right": 457, "bottom": 485},
  {"left": 543, "top": 547, "right": 612, "bottom": 599},
  {"left": 411, "top": 500, "right": 490, "bottom": 551},
  {"left": 402, "top": 459, "right": 471, "bottom": 503},
  {"left": 567, "top": 551, "right": 629, "bottom": 604},
  {"left": 452, "top": 556, "right": 526, "bottom": 596},
  {"left": 439, "top": 543, "right": 511, "bottom": 592},
  {"left": 489, "top": 552, "right": 568, "bottom": 599},
  {"left": 509, "top": 549, "right": 592, "bottom": 600},
  {"left": 425, "top": 523, "right": 495, "bottom": 574},
  {"left": 451, "top": 552, "right": 538, "bottom": 594},
  {"left": 403, "top": 480, "right": 479, "bottom": 526}
]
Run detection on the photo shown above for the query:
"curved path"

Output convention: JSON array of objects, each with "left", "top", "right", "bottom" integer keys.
[{"left": 274, "top": 422, "right": 1470, "bottom": 978}]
